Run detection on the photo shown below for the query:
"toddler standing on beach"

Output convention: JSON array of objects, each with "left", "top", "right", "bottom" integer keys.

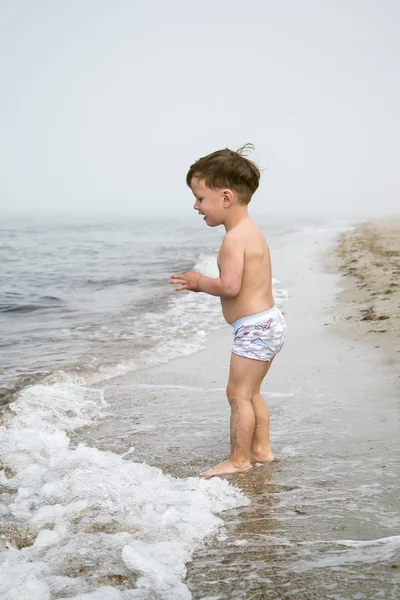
[{"left": 169, "top": 145, "right": 286, "bottom": 476}]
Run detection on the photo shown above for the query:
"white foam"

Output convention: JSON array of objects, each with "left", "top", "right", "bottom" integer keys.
[
  {"left": 193, "top": 253, "right": 220, "bottom": 277},
  {"left": 0, "top": 381, "right": 249, "bottom": 599}
]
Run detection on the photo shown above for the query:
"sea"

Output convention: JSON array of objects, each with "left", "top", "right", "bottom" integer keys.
[
  {"left": 0, "top": 213, "right": 295, "bottom": 404},
  {"left": 1, "top": 214, "right": 399, "bottom": 599}
]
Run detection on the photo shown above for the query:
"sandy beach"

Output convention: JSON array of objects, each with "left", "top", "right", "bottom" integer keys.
[
  {"left": 71, "top": 220, "right": 400, "bottom": 599},
  {"left": 331, "top": 219, "right": 400, "bottom": 363}
]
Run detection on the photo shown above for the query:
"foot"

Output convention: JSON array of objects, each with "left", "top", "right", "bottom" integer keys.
[
  {"left": 200, "top": 459, "right": 253, "bottom": 477},
  {"left": 251, "top": 451, "right": 275, "bottom": 464}
]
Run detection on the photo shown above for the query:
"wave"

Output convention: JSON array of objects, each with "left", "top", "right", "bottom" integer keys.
[
  {"left": 0, "top": 380, "right": 249, "bottom": 599},
  {"left": 85, "top": 277, "right": 139, "bottom": 289},
  {"left": 0, "top": 295, "right": 63, "bottom": 314},
  {"left": 1, "top": 251, "right": 290, "bottom": 405}
]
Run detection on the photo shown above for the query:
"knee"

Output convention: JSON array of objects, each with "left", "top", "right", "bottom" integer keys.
[
  {"left": 226, "top": 383, "right": 234, "bottom": 401},
  {"left": 226, "top": 383, "right": 252, "bottom": 405}
]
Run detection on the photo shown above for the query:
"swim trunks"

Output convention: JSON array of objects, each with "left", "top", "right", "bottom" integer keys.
[{"left": 232, "top": 306, "right": 287, "bottom": 361}]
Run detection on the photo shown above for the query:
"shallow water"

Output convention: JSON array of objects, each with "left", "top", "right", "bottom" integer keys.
[
  {"left": 0, "top": 213, "right": 291, "bottom": 599},
  {"left": 2, "top": 218, "right": 398, "bottom": 598},
  {"left": 77, "top": 226, "right": 399, "bottom": 599}
]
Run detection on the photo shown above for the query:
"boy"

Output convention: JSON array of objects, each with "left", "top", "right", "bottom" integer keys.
[{"left": 169, "top": 145, "right": 286, "bottom": 477}]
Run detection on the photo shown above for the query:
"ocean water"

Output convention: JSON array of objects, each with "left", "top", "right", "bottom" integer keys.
[
  {"left": 0, "top": 213, "right": 292, "bottom": 599},
  {"left": 1, "top": 214, "right": 295, "bottom": 401},
  {"left": 0, "top": 215, "right": 224, "bottom": 402},
  {"left": 2, "top": 215, "right": 396, "bottom": 599}
]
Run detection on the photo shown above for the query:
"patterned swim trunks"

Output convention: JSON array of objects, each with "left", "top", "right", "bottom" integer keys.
[{"left": 232, "top": 306, "right": 287, "bottom": 362}]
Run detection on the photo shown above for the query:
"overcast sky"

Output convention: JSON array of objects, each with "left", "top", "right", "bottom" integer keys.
[{"left": 1, "top": 0, "right": 399, "bottom": 218}]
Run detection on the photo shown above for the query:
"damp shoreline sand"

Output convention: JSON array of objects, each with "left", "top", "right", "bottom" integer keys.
[{"left": 330, "top": 218, "right": 400, "bottom": 363}]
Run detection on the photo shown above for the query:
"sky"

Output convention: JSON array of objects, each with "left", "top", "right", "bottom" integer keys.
[{"left": 0, "top": 0, "right": 399, "bottom": 218}]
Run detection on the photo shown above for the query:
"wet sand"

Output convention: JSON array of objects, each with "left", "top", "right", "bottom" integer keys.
[
  {"left": 331, "top": 219, "right": 400, "bottom": 363},
  {"left": 75, "top": 222, "right": 400, "bottom": 599}
]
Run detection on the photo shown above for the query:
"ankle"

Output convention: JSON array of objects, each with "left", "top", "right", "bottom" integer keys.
[
  {"left": 252, "top": 444, "right": 271, "bottom": 453},
  {"left": 251, "top": 447, "right": 273, "bottom": 459},
  {"left": 230, "top": 455, "right": 252, "bottom": 468}
]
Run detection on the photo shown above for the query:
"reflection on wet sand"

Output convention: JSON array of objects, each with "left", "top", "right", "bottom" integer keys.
[{"left": 186, "top": 464, "right": 400, "bottom": 599}]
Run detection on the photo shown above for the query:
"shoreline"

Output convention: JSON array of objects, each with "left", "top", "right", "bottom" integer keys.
[
  {"left": 74, "top": 220, "right": 399, "bottom": 597},
  {"left": 329, "top": 219, "right": 400, "bottom": 363},
  {"left": 4, "top": 219, "right": 398, "bottom": 599}
]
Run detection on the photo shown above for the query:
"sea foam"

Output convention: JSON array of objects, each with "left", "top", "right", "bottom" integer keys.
[{"left": 0, "top": 380, "right": 249, "bottom": 599}]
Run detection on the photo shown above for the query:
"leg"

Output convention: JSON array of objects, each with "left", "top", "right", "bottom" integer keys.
[
  {"left": 200, "top": 353, "right": 271, "bottom": 477},
  {"left": 251, "top": 357, "right": 275, "bottom": 462},
  {"left": 250, "top": 392, "right": 274, "bottom": 462}
]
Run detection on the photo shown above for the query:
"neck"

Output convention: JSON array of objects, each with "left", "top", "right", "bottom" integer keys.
[{"left": 224, "top": 205, "right": 249, "bottom": 231}]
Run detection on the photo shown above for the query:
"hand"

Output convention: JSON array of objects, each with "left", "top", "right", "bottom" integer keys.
[{"left": 169, "top": 271, "right": 201, "bottom": 292}]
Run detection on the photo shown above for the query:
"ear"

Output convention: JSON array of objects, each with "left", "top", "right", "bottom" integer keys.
[{"left": 222, "top": 189, "right": 234, "bottom": 208}]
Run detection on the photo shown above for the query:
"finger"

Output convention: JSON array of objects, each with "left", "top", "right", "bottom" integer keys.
[
  {"left": 169, "top": 278, "right": 185, "bottom": 285},
  {"left": 175, "top": 284, "right": 188, "bottom": 291}
]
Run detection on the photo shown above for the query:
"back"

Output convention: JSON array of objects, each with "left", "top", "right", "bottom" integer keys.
[{"left": 218, "top": 218, "right": 275, "bottom": 324}]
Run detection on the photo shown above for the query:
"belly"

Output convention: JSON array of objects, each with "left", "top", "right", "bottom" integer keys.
[{"left": 221, "top": 291, "right": 275, "bottom": 324}]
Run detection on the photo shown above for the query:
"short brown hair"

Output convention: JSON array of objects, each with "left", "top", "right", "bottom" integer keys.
[{"left": 186, "top": 143, "right": 260, "bottom": 205}]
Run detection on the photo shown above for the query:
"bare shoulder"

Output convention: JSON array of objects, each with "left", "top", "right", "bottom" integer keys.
[
  {"left": 220, "top": 229, "right": 244, "bottom": 255},
  {"left": 233, "top": 218, "right": 266, "bottom": 243},
  {"left": 222, "top": 228, "right": 237, "bottom": 243},
  {"left": 221, "top": 219, "right": 266, "bottom": 255}
]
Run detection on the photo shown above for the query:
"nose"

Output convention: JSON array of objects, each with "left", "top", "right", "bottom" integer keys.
[{"left": 193, "top": 201, "right": 199, "bottom": 211}]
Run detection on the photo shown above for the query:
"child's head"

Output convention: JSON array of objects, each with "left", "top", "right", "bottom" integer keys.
[{"left": 186, "top": 144, "right": 260, "bottom": 206}]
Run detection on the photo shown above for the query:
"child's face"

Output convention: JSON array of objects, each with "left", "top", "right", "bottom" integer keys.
[{"left": 190, "top": 178, "right": 225, "bottom": 227}]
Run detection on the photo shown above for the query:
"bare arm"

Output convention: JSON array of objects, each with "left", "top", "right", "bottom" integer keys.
[{"left": 197, "top": 237, "right": 244, "bottom": 298}]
